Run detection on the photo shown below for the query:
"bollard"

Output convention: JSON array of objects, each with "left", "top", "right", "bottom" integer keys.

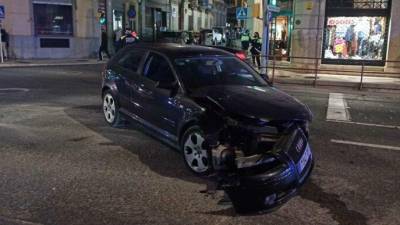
[
  {"left": 359, "top": 62, "right": 365, "bottom": 90},
  {"left": 271, "top": 55, "right": 276, "bottom": 84},
  {"left": 313, "top": 58, "right": 318, "bottom": 87}
]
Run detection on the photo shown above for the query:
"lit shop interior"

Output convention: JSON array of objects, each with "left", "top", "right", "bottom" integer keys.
[{"left": 324, "top": 16, "right": 386, "bottom": 61}]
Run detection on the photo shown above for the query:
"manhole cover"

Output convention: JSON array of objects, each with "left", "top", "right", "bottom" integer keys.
[{"left": 0, "top": 88, "right": 30, "bottom": 93}]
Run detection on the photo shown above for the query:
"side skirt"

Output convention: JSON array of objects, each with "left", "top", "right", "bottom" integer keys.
[{"left": 119, "top": 108, "right": 180, "bottom": 150}]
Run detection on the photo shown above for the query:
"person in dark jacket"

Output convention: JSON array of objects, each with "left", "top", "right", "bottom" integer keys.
[
  {"left": 250, "top": 32, "right": 262, "bottom": 69},
  {"left": 1, "top": 28, "right": 9, "bottom": 60},
  {"left": 98, "top": 30, "right": 111, "bottom": 61}
]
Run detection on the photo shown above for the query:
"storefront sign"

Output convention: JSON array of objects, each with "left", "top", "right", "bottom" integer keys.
[{"left": 327, "top": 18, "right": 355, "bottom": 26}]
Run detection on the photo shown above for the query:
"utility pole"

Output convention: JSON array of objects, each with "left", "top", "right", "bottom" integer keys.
[{"left": 260, "top": 0, "right": 269, "bottom": 77}]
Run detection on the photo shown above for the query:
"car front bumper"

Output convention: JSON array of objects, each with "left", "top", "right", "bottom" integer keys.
[{"left": 219, "top": 126, "right": 314, "bottom": 213}]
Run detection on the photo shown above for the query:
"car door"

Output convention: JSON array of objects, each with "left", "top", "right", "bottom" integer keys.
[
  {"left": 135, "top": 52, "right": 184, "bottom": 139},
  {"left": 112, "top": 49, "right": 147, "bottom": 114}
]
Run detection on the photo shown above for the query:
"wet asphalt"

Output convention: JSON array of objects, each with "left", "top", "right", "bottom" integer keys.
[{"left": 0, "top": 65, "right": 399, "bottom": 225}]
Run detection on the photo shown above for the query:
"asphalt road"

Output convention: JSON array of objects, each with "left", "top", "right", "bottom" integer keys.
[{"left": 0, "top": 65, "right": 399, "bottom": 225}]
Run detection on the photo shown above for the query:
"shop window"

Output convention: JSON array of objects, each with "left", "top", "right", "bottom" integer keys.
[
  {"left": 33, "top": 4, "right": 73, "bottom": 36},
  {"left": 323, "top": 0, "right": 390, "bottom": 65},
  {"left": 269, "top": 16, "right": 290, "bottom": 61},
  {"left": 324, "top": 16, "right": 387, "bottom": 61},
  {"left": 113, "top": 10, "right": 123, "bottom": 32}
]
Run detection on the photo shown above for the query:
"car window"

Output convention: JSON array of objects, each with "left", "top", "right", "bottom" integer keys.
[
  {"left": 143, "top": 54, "right": 175, "bottom": 83},
  {"left": 117, "top": 50, "right": 143, "bottom": 72},
  {"left": 174, "top": 56, "right": 266, "bottom": 90}
]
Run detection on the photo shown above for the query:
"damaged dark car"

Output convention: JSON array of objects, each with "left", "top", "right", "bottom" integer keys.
[{"left": 101, "top": 43, "right": 314, "bottom": 213}]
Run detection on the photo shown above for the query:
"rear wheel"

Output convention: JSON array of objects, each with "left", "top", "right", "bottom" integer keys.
[
  {"left": 102, "top": 90, "right": 122, "bottom": 127},
  {"left": 181, "top": 126, "right": 212, "bottom": 176}
]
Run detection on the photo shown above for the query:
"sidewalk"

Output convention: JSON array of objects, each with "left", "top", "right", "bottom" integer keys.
[
  {"left": 0, "top": 58, "right": 105, "bottom": 68},
  {"left": 266, "top": 68, "right": 400, "bottom": 90}
]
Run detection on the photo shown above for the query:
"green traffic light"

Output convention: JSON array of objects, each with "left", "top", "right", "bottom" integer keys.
[{"left": 100, "top": 17, "right": 106, "bottom": 25}]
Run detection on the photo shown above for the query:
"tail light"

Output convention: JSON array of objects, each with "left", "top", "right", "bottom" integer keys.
[{"left": 235, "top": 52, "right": 246, "bottom": 61}]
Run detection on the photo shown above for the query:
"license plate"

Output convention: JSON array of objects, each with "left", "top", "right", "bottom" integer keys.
[{"left": 297, "top": 144, "right": 312, "bottom": 174}]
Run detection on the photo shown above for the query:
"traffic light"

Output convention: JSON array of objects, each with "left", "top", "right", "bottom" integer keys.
[{"left": 99, "top": 12, "right": 106, "bottom": 25}]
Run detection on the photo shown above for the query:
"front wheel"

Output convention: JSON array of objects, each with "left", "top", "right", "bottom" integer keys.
[
  {"left": 181, "top": 126, "right": 212, "bottom": 176},
  {"left": 102, "top": 90, "right": 122, "bottom": 127}
]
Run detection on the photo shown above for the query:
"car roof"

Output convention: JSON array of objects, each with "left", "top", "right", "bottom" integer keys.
[{"left": 125, "top": 42, "right": 233, "bottom": 59}]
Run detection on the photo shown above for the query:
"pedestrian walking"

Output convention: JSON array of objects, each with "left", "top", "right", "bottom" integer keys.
[
  {"left": 250, "top": 32, "right": 262, "bottom": 69},
  {"left": 98, "top": 29, "right": 111, "bottom": 61},
  {"left": 240, "top": 30, "right": 251, "bottom": 51},
  {"left": 1, "top": 28, "right": 9, "bottom": 60}
]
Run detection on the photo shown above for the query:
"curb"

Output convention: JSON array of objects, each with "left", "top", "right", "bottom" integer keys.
[
  {"left": 274, "top": 79, "right": 400, "bottom": 90},
  {"left": 0, "top": 61, "right": 106, "bottom": 68}
]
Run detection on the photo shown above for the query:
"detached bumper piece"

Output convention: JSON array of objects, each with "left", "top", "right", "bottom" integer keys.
[{"left": 218, "top": 126, "right": 314, "bottom": 214}]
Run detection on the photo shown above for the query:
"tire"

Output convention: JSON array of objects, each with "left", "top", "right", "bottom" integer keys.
[
  {"left": 181, "top": 126, "right": 212, "bottom": 176},
  {"left": 102, "top": 90, "right": 122, "bottom": 127}
]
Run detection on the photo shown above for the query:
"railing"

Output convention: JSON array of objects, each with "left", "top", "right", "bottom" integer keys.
[{"left": 258, "top": 55, "right": 400, "bottom": 90}]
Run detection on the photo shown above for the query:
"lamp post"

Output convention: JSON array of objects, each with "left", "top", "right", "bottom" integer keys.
[{"left": 260, "top": 0, "right": 270, "bottom": 77}]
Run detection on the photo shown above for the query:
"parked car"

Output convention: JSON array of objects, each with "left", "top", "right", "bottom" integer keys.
[{"left": 101, "top": 43, "right": 313, "bottom": 213}]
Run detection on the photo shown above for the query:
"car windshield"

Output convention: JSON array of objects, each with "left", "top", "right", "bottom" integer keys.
[{"left": 174, "top": 56, "right": 267, "bottom": 90}]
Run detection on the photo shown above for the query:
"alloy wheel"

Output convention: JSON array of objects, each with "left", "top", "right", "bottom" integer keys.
[
  {"left": 183, "top": 132, "right": 209, "bottom": 173},
  {"left": 103, "top": 93, "right": 116, "bottom": 123}
]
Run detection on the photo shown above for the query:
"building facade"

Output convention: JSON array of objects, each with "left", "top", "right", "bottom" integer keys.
[
  {"left": 290, "top": 0, "right": 399, "bottom": 73},
  {"left": 0, "top": 0, "right": 227, "bottom": 59},
  {"left": 225, "top": 0, "right": 399, "bottom": 73},
  {"left": 0, "top": 0, "right": 100, "bottom": 59}
]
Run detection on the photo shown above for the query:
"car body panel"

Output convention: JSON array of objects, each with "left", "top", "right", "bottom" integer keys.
[{"left": 190, "top": 85, "right": 312, "bottom": 122}]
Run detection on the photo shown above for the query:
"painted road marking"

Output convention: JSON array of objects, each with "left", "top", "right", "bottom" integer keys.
[
  {"left": 327, "top": 120, "right": 400, "bottom": 130},
  {"left": 326, "top": 93, "right": 350, "bottom": 121},
  {"left": 331, "top": 139, "right": 400, "bottom": 151},
  {"left": 0, "top": 88, "right": 30, "bottom": 93}
]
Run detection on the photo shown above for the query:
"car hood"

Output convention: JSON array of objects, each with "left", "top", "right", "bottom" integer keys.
[{"left": 190, "top": 85, "right": 312, "bottom": 122}]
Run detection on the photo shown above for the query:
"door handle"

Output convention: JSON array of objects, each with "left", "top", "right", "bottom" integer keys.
[{"left": 137, "top": 84, "right": 153, "bottom": 96}]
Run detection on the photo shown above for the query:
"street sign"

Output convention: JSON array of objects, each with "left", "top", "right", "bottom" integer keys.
[
  {"left": 236, "top": 7, "right": 247, "bottom": 20},
  {"left": 0, "top": 6, "right": 5, "bottom": 19},
  {"left": 267, "top": 5, "right": 280, "bottom": 13},
  {"left": 127, "top": 7, "right": 136, "bottom": 19}
]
